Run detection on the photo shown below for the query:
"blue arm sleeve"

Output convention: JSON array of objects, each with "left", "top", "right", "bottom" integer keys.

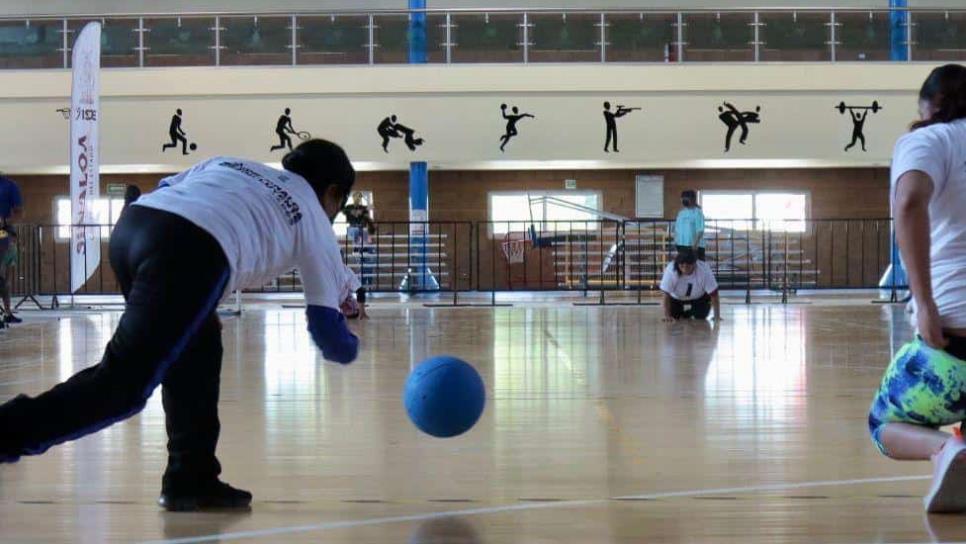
[{"left": 306, "top": 305, "right": 359, "bottom": 364}]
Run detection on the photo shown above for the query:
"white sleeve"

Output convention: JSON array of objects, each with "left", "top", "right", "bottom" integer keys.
[
  {"left": 158, "top": 157, "right": 219, "bottom": 188},
  {"left": 700, "top": 261, "right": 719, "bottom": 294},
  {"left": 659, "top": 263, "right": 675, "bottom": 294},
  {"left": 891, "top": 131, "right": 947, "bottom": 198},
  {"left": 339, "top": 264, "right": 362, "bottom": 302},
  {"left": 298, "top": 225, "right": 345, "bottom": 310}
]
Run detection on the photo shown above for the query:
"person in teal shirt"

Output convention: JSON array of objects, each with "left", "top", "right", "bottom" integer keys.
[{"left": 674, "top": 190, "right": 706, "bottom": 260}]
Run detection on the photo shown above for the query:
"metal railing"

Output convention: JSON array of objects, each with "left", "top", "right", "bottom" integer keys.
[
  {"left": 7, "top": 218, "right": 905, "bottom": 308},
  {"left": 0, "top": 7, "right": 962, "bottom": 69}
]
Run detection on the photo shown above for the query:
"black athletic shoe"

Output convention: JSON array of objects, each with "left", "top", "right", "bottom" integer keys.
[
  {"left": 4, "top": 314, "right": 21, "bottom": 324},
  {"left": 158, "top": 480, "right": 252, "bottom": 512}
]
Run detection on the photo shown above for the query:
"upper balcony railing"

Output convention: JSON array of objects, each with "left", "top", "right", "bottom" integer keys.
[{"left": 0, "top": 7, "right": 962, "bottom": 70}]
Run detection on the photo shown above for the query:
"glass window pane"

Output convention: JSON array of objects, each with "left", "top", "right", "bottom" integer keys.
[
  {"left": 221, "top": 16, "right": 291, "bottom": 65},
  {"left": 913, "top": 11, "right": 966, "bottom": 62},
  {"left": 683, "top": 12, "right": 754, "bottom": 62},
  {"left": 297, "top": 15, "right": 369, "bottom": 65},
  {"left": 372, "top": 14, "right": 408, "bottom": 63},
  {"left": 489, "top": 194, "right": 532, "bottom": 235},
  {"left": 0, "top": 19, "right": 64, "bottom": 69},
  {"left": 529, "top": 13, "right": 601, "bottom": 62},
  {"left": 56, "top": 196, "right": 125, "bottom": 239},
  {"left": 68, "top": 18, "right": 138, "bottom": 67},
  {"left": 701, "top": 193, "right": 754, "bottom": 231},
  {"left": 451, "top": 13, "right": 524, "bottom": 63},
  {"left": 836, "top": 11, "right": 891, "bottom": 61},
  {"left": 144, "top": 17, "right": 215, "bottom": 67},
  {"left": 489, "top": 192, "right": 600, "bottom": 235},
  {"left": 606, "top": 13, "right": 676, "bottom": 62},
  {"left": 755, "top": 193, "right": 807, "bottom": 232},
  {"left": 57, "top": 198, "right": 70, "bottom": 239},
  {"left": 760, "top": 11, "right": 831, "bottom": 61},
  {"left": 372, "top": 13, "right": 447, "bottom": 64}
]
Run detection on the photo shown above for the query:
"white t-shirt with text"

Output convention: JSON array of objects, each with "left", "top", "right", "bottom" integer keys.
[{"left": 135, "top": 157, "right": 344, "bottom": 311}]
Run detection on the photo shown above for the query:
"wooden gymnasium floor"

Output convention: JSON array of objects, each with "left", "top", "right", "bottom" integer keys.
[{"left": 1, "top": 297, "right": 964, "bottom": 543}]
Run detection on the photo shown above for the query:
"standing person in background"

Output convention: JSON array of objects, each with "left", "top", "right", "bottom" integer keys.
[
  {"left": 123, "top": 185, "right": 141, "bottom": 212},
  {"left": 343, "top": 192, "right": 375, "bottom": 246},
  {"left": 0, "top": 173, "right": 23, "bottom": 329},
  {"left": 0, "top": 225, "right": 19, "bottom": 324},
  {"left": 0, "top": 173, "right": 22, "bottom": 224},
  {"left": 674, "top": 190, "right": 706, "bottom": 260},
  {"left": 342, "top": 192, "right": 376, "bottom": 288}
]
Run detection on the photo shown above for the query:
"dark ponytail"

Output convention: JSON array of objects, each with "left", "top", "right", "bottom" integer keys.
[
  {"left": 911, "top": 64, "right": 966, "bottom": 130},
  {"left": 282, "top": 139, "right": 355, "bottom": 200}
]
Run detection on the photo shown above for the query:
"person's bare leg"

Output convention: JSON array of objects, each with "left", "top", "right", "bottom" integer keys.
[{"left": 879, "top": 423, "right": 951, "bottom": 460}]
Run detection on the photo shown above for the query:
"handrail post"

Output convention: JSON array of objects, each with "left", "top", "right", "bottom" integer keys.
[
  {"left": 213, "top": 16, "right": 221, "bottom": 66},
  {"left": 675, "top": 12, "right": 685, "bottom": 62},
  {"left": 290, "top": 14, "right": 298, "bottom": 66},
  {"left": 829, "top": 10, "right": 838, "bottom": 62}
]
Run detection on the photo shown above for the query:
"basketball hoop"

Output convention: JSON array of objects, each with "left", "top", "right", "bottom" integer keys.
[{"left": 501, "top": 240, "right": 528, "bottom": 264}]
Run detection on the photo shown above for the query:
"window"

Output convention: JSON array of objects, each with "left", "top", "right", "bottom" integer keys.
[
  {"left": 753, "top": 193, "right": 807, "bottom": 232},
  {"left": 55, "top": 196, "right": 125, "bottom": 240},
  {"left": 488, "top": 191, "right": 602, "bottom": 235},
  {"left": 700, "top": 193, "right": 754, "bottom": 231},
  {"left": 332, "top": 191, "right": 373, "bottom": 238},
  {"left": 700, "top": 191, "right": 807, "bottom": 232}
]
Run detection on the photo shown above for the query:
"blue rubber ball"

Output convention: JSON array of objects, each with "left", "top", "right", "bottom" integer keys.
[{"left": 404, "top": 356, "right": 485, "bottom": 438}]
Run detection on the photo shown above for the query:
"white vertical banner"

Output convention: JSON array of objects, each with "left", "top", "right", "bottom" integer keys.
[{"left": 70, "top": 22, "right": 101, "bottom": 293}]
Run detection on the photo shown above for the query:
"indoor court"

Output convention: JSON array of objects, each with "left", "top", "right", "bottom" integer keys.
[
  {"left": 0, "top": 297, "right": 952, "bottom": 544},
  {"left": 0, "top": 298, "right": 953, "bottom": 543},
  {"left": 1, "top": 0, "right": 966, "bottom": 542}
]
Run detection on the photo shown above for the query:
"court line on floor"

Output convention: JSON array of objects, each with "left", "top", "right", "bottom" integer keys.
[{"left": 141, "top": 474, "right": 930, "bottom": 544}]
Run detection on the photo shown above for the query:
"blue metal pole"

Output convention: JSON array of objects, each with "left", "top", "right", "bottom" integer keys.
[
  {"left": 408, "top": 0, "right": 427, "bottom": 63},
  {"left": 889, "top": 0, "right": 909, "bottom": 62},
  {"left": 403, "top": 0, "right": 438, "bottom": 291},
  {"left": 880, "top": 0, "right": 909, "bottom": 292}
]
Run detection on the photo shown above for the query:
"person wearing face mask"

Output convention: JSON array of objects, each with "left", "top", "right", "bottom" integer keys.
[
  {"left": 0, "top": 139, "right": 359, "bottom": 512},
  {"left": 866, "top": 64, "right": 966, "bottom": 513},
  {"left": 674, "top": 189, "right": 706, "bottom": 261}
]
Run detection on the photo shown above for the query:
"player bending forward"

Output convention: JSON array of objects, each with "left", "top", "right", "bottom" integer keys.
[{"left": 0, "top": 139, "right": 359, "bottom": 511}]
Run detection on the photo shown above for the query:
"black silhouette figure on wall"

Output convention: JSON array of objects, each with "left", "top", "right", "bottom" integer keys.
[
  {"left": 845, "top": 109, "right": 869, "bottom": 152},
  {"left": 271, "top": 108, "right": 297, "bottom": 152},
  {"left": 717, "top": 102, "right": 761, "bottom": 152},
  {"left": 161, "top": 109, "right": 193, "bottom": 155},
  {"left": 377, "top": 115, "right": 425, "bottom": 152},
  {"left": 837, "top": 101, "right": 882, "bottom": 153},
  {"left": 499, "top": 104, "right": 535, "bottom": 152},
  {"left": 603, "top": 101, "right": 640, "bottom": 153}
]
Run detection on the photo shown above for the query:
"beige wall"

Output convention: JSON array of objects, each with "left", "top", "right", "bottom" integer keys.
[{"left": 0, "top": 63, "right": 939, "bottom": 174}]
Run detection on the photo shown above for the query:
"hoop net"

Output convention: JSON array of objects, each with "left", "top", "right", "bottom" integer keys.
[{"left": 501, "top": 240, "right": 528, "bottom": 264}]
